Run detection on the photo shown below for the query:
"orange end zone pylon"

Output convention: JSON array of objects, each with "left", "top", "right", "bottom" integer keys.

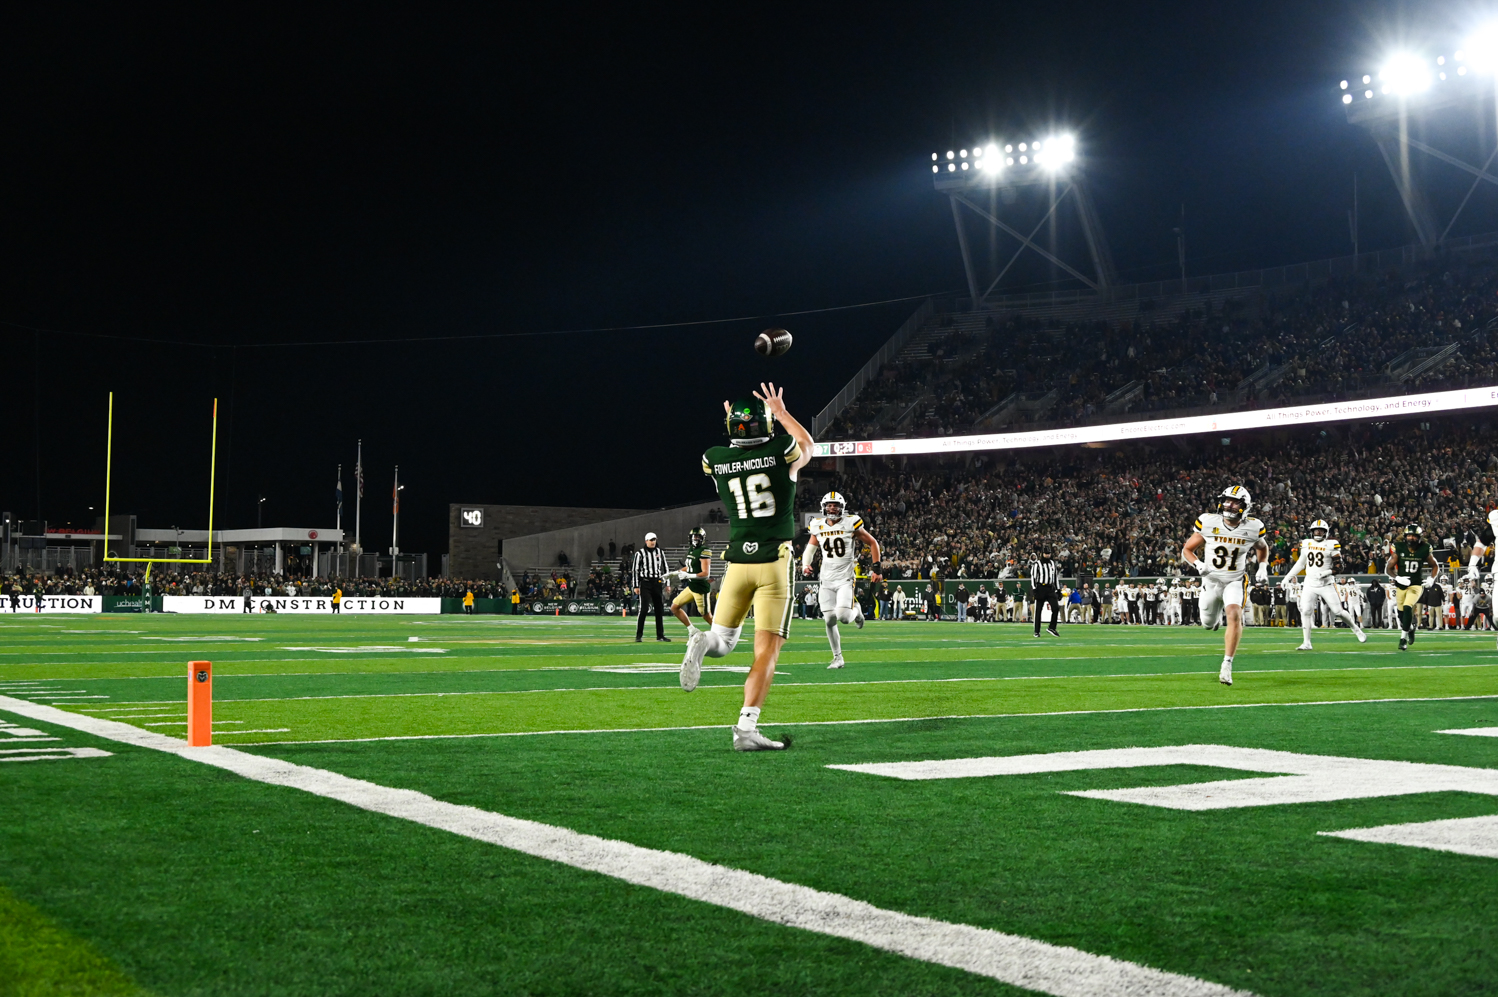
[{"left": 188, "top": 661, "right": 212, "bottom": 746}]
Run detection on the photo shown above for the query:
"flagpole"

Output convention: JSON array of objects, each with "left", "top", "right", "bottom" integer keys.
[
  {"left": 336, "top": 464, "right": 343, "bottom": 565},
  {"left": 355, "top": 440, "right": 363, "bottom": 556},
  {"left": 392, "top": 464, "right": 400, "bottom": 579}
]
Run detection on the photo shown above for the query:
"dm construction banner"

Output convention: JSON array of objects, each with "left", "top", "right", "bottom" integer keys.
[
  {"left": 162, "top": 595, "right": 443, "bottom": 615},
  {"left": 0, "top": 595, "right": 103, "bottom": 613}
]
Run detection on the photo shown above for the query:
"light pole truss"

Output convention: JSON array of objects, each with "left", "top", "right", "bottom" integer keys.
[
  {"left": 935, "top": 170, "right": 1116, "bottom": 306},
  {"left": 1347, "top": 76, "right": 1498, "bottom": 247}
]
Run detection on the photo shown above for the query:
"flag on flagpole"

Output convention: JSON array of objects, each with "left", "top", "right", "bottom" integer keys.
[
  {"left": 355, "top": 453, "right": 364, "bottom": 498},
  {"left": 393, "top": 483, "right": 400, "bottom": 515},
  {"left": 337, "top": 466, "right": 344, "bottom": 517}
]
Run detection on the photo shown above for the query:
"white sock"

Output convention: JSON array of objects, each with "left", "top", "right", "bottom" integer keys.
[
  {"left": 824, "top": 615, "right": 842, "bottom": 657},
  {"left": 1302, "top": 626, "right": 1312, "bottom": 643},
  {"left": 1222, "top": 655, "right": 1234, "bottom": 665},
  {"left": 737, "top": 706, "right": 760, "bottom": 730},
  {"left": 702, "top": 623, "right": 741, "bottom": 658}
]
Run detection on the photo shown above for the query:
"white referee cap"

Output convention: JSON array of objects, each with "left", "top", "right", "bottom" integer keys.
[{"left": 644, "top": 532, "right": 658, "bottom": 541}]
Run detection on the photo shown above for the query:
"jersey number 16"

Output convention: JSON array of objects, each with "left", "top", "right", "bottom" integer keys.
[{"left": 726, "top": 474, "right": 776, "bottom": 519}]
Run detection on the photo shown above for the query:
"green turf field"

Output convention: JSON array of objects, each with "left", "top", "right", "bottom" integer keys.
[{"left": 4, "top": 613, "right": 1498, "bottom": 996}]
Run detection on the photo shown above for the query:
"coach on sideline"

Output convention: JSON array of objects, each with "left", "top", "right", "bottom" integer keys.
[
  {"left": 1030, "top": 547, "right": 1062, "bottom": 637},
  {"left": 632, "top": 532, "right": 672, "bottom": 643}
]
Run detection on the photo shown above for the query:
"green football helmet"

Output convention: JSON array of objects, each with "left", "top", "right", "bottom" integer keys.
[
  {"left": 688, "top": 527, "right": 706, "bottom": 547},
  {"left": 725, "top": 397, "right": 773, "bottom": 445}
]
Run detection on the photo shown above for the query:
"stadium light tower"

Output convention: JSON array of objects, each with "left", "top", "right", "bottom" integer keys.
[
  {"left": 1343, "top": 27, "right": 1498, "bottom": 246},
  {"left": 931, "top": 132, "right": 1116, "bottom": 306}
]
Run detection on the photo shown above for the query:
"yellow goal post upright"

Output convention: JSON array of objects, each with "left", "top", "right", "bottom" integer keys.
[{"left": 102, "top": 391, "right": 219, "bottom": 567}]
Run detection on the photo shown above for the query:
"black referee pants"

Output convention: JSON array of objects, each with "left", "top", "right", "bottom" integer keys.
[
  {"left": 635, "top": 579, "right": 666, "bottom": 640},
  {"left": 1033, "top": 585, "right": 1061, "bottom": 635}
]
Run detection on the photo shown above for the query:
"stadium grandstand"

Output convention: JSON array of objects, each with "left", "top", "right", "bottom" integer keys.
[{"left": 814, "top": 234, "right": 1498, "bottom": 444}]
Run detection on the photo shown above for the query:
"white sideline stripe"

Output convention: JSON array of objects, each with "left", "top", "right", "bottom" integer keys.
[
  {"left": 1319, "top": 815, "right": 1498, "bottom": 859},
  {"left": 0, "top": 696, "right": 1251, "bottom": 997},
  {"left": 1438, "top": 727, "right": 1498, "bottom": 738},
  {"left": 220, "top": 693, "right": 1498, "bottom": 746}
]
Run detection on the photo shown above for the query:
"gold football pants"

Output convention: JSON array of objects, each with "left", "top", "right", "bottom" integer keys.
[
  {"left": 1395, "top": 584, "right": 1424, "bottom": 612},
  {"left": 671, "top": 587, "right": 712, "bottom": 617},
  {"left": 714, "top": 544, "right": 795, "bottom": 639}
]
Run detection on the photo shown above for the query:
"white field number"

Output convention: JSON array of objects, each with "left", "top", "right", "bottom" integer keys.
[{"left": 725, "top": 474, "right": 776, "bottom": 519}]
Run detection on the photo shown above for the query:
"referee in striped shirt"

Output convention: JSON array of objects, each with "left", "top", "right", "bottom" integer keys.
[
  {"left": 633, "top": 532, "right": 672, "bottom": 643},
  {"left": 1030, "top": 547, "right": 1062, "bottom": 637}
]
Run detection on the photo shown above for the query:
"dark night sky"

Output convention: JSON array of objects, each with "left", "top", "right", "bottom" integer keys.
[{"left": 1, "top": 2, "right": 1488, "bottom": 560}]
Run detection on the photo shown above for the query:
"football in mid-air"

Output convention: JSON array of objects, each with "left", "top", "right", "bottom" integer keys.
[{"left": 755, "top": 328, "right": 793, "bottom": 357}]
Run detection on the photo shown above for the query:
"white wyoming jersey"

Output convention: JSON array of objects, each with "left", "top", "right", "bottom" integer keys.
[
  {"left": 809, "top": 514, "right": 864, "bottom": 583},
  {"left": 1194, "top": 513, "right": 1266, "bottom": 579},
  {"left": 1298, "top": 537, "right": 1340, "bottom": 584}
]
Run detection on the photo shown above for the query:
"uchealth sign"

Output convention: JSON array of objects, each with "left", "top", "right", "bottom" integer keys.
[
  {"left": 163, "top": 596, "right": 443, "bottom": 615},
  {"left": 0, "top": 595, "right": 102, "bottom": 613}
]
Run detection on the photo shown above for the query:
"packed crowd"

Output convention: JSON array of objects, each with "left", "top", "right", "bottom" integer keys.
[
  {"left": 826, "top": 252, "right": 1498, "bottom": 441},
  {"left": 796, "top": 419, "right": 1497, "bottom": 585},
  {"left": 0, "top": 569, "right": 512, "bottom": 600}
]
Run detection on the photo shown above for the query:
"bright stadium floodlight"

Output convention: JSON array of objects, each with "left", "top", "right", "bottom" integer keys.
[
  {"left": 928, "top": 125, "right": 1113, "bottom": 302},
  {"left": 1463, "top": 23, "right": 1498, "bottom": 71},
  {"left": 1379, "top": 51, "right": 1433, "bottom": 94}
]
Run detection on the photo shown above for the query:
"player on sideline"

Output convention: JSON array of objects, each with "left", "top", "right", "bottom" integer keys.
[
  {"left": 803, "top": 491, "right": 882, "bottom": 668},
  {"left": 678, "top": 383, "right": 812, "bottom": 751},
  {"left": 1387, "top": 522, "right": 1440, "bottom": 651},
  {"left": 1180, "top": 485, "right": 1269, "bottom": 686},
  {"left": 1279, "top": 519, "right": 1367, "bottom": 649},
  {"left": 1467, "top": 509, "right": 1498, "bottom": 648},
  {"left": 670, "top": 527, "right": 714, "bottom": 632}
]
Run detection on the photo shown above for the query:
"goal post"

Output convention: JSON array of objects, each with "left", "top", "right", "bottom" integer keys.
[{"left": 103, "top": 391, "right": 219, "bottom": 565}]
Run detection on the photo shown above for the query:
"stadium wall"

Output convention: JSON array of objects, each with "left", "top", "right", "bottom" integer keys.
[
  {"left": 501, "top": 502, "right": 723, "bottom": 571},
  {"left": 448, "top": 504, "right": 648, "bottom": 579}
]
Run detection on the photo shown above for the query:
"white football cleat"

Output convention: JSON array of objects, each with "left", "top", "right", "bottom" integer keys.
[
  {"left": 679, "top": 629, "right": 707, "bottom": 692},
  {"left": 732, "top": 727, "right": 787, "bottom": 751},
  {"left": 1296, "top": 641, "right": 1313, "bottom": 650},
  {"left": 828, "top": 656, "right": 845, "bottom": 669},
  {"left": 1354, "top": 627, "right": 1367, "bottom": 643},
  {"left": 1218, "top": 660, "right": 1233, "bottom": 686},
  {"left": 854, "top": 608, "right": 865, "bottom": 629}
]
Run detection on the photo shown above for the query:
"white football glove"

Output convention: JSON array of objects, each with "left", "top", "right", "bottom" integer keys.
[
  {"left": 1192, "top": 558, "right": 1211, "bottom": 576},
  {"left": 1394, "top": 575, "right": 1411, "bottom": 587},
  {"left": 1255, "top": 563, "right": 1269, "bottom": 584}
]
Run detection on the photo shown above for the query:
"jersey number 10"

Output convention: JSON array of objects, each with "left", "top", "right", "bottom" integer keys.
[{"left": 726, "top": 474, "right": 776, "bottom": 519}]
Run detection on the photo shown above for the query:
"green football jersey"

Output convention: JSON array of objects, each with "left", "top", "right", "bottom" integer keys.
[
  {"left": 702, "top": 434, "right": 802, "bottom": 563},
  {"left": 685, "top": 546, "right": 712, "bottom": 594},
  {"left": 1391, "top": 540, "right": 1433, "bottom": 586}
]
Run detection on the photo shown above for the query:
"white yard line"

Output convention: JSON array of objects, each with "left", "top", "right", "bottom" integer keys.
[
  {"left": 0, "top": 695, "right": 1251, "bottom": 997},
  {"left": 50, "top": 661, "right": 1498, "bottom": 711},
  {"left": 1437, "top": 727, "right": 1498, "bottom": 738},
  {"left": 216, "top": 693, "right": 1498, "bottom": 746}
]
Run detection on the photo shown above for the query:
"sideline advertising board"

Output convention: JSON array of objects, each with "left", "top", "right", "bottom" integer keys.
[
  {"left": 163, "top": 595, "right": 443, "bottom": 615},
  {"left": 813, "top": 384, "right": 1498, "bottom": 458},
  {"left": 527, "top": 598, "right": 625, "bottom": 615},
  {"left": 0, "top": 595, "right": 103, "bottom": 614}
]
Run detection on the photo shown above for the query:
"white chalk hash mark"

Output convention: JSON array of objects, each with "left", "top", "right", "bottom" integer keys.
[
  {"left": 1437, "top": 727, "right": 1498, "bottom": 738},
  {"left": 0, "top": 695, "right": 1252, "bottom": 997}
]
